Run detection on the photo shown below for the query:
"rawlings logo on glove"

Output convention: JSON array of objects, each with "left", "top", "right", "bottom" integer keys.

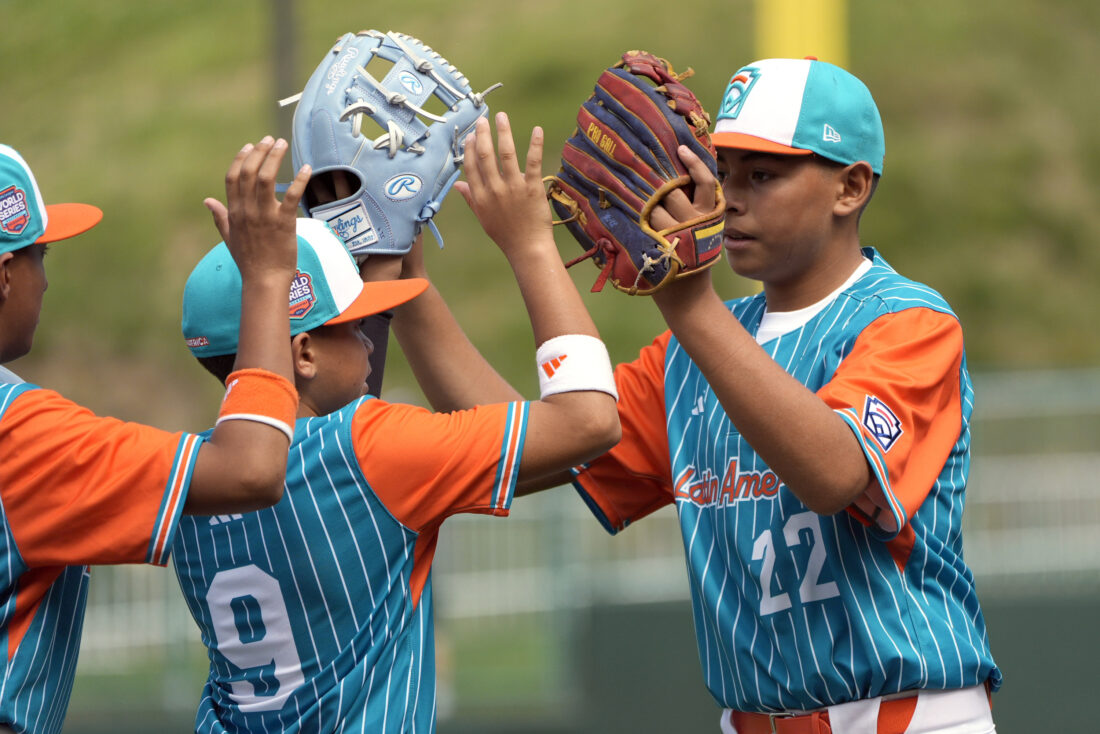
[
  {"left": 283, "top": 30, "right": 501, "bottom": 257},
  {"left": 546, "top": 51, "right": 725, "bottom": 295}
]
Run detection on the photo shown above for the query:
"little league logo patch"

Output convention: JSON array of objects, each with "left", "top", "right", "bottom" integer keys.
[
  {"left": 288, "top": 270, "right": 316, "bottom": 319},
  {"left": 717, "top": 67, "right": 761, "bottom": 121},
  {"left": 0, "top": 185, "right": 31, "bottom": 235},
  {"left": 863, "top": 395, "right": 903, "bottom": 452}
]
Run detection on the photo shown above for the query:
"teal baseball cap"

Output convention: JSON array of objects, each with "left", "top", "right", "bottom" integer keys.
[
  {"left": 0, "top": 143, "right": 103, "bottom": 255},
  {"left": 182, "top": 217, "right": 427, "bottom": 357},
  {"left": 712, "top": 58, "right": 885, "bottom": 175}
]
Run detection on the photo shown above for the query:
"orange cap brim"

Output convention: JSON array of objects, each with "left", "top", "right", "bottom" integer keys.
[
  {"left": 37, "top": 203, "right": 103, "bottom": 244},
  {"left": 326, "top": 277, "right": 430, "bottom": 325},
  {"left": 711, "top": 132, "right": 815, "bottom": 156}
]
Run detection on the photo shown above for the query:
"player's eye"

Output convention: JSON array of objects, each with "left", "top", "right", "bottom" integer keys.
[{"left": 750, "top": 169, "right": 773, "bottom": 183}]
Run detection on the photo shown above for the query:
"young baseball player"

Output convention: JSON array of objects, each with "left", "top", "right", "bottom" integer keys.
[
  {"left": 395, "top": 63, "right": 1002, "bottom": 733},
  {"left": 170, "top": 114, "right": 621, "bottom": 733},
  {"left": 0, "top": 137, "right": 310, "bottom": 734}
]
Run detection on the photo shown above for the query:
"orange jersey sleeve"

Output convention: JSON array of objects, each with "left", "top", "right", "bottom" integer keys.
[
  {"left": 818, "top": 308, "right": 966, "bottom": 537},
  {"left": 350, "top": 398, "right": 528, "bottom": 532},
  {"left": 572, "top": 331, "right": 674, "bottom": 533},
  {"left": 0, "top": 388, "right": 198, "bottom": 567}
]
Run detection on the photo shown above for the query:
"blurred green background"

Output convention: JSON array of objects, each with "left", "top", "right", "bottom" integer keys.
[{"left": 2, "top": 0, "right": 1098, "bottom": 732}]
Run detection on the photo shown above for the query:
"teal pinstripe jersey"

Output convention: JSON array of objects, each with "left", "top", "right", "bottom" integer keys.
[
  {"left": 173, "top": 396, "right": 528, "bottom": 733},
  {"left": 574, "top": 250, "right": 1000, "bottom": 712}
]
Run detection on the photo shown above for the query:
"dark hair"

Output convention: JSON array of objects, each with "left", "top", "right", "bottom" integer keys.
[
  {"left": 194, "top": 322, "right": 348, "bottom": 384},
  {"left": 197, "top": 353, "right": 237, "bottom": 384}
]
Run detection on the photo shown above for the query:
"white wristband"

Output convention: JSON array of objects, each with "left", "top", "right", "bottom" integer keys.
[
  {"left": 536, "top": 334, "right": 618, "bottom": 401},
  {"left": 215, "top": 413, "right": 295, "bottom": 442}
]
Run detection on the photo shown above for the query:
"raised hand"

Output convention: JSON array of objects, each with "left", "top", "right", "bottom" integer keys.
[
  {"left": 206, "top": 137, "right": 311, "bottom": 280},
  {"left": 650, "top": 144, "right": 720, "bottom": 231},
  {"left": 454, "top": 112, "right": 553, "bottom": 259}
]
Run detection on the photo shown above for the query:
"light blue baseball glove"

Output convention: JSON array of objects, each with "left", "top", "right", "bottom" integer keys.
[{"left": 283, "top": 30, "right": 501, "bottom": 256}]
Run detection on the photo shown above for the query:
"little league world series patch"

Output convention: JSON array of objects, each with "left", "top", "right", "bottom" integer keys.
[
  {"left": 289, "top": 270, "right": 316, "bottom": 319},
  {"left": 0, "top": 185, "right": 31, "bottom": 235},
  {"left": 863, "top": 395, "right": 903, "bottom": 451}
]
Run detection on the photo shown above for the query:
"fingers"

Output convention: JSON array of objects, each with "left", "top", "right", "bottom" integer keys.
[
  {"left": 223, "top": 142, "right": 255, "bottom": 212},
  {"left": 650, "top": 203, "right": 678, "bottom": 231},
  {"left": 282, "top": 163, "right": 312, "bottom": 216},
  {"left": 452, "top": 180, "right": 472, "bottom": 208},
  {"left": 204, "top": 198, "right": 231, "bottom": 243},
  {"left": 494, "top": 112, "right": 519, "bottom": 179},
  {"left": 226, "top": 136, "right": 276, "bottom": 220},
  {"left": 661, "top": 188, "right": 697, "bottom": 223},
  {"left": 524, "top": 126, "right": 544, "bottom": 185},
  {"left": 257, "top": 138, "right": 288, "bottom": 191},
  {"left": 461, "top": 120, "right": 486, "bottom": 194},
  {"left": 678, "top": 144, "right": 717, "bottom": 212}
]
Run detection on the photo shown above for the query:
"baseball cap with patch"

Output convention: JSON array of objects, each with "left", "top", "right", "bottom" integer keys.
[
  {"left": 0, "top": 144, "right": 104, "bottom": 255},
  {"left": 712, "top": 58, "right": 885, "bottom": 175},
  {"left": 182, "top": 217, "right": 428, "bottom": 357}
]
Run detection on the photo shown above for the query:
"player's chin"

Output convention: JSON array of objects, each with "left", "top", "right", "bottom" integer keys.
[{"left": 723, "top": 241, "right": 763, "bottom": 277}]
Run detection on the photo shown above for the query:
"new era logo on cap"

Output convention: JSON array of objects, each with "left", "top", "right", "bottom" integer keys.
[{"left": 712, "top": 58, "right": 885, "bottom": 175}]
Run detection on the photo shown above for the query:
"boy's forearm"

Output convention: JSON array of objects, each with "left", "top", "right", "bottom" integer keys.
[
  {"left": 233, "top": 274, "right": 295, "bottom": 381},
  {"left": 654, "top": 278, "right": 870, "bottom": 514},
  {"left": 392, "top": 281, "right": 523, "bottom": 412},
  {"left": 187, "top": 138, "right": 305, "bottom": 514},
  {"left": 505, "top": 235, "right": 600, "bottom": 344}
]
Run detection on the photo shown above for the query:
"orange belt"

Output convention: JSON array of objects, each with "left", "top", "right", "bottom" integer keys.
[{"left": 727, "top": 693, "right": 919, "bottom": 734}]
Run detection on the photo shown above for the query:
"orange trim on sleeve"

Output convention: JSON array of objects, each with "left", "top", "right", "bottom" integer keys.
[
  {"left": 819, "top": 308, "right": 966, "bottom": 533},
  {"left": 573, "top": 331, "right": 675, "bottom": 530},
  {"left": 349, "top": 400, "right": 518, "bottom": 532},
  {"left": 0, "top": 389, "right": 193, "bottom": 566}
]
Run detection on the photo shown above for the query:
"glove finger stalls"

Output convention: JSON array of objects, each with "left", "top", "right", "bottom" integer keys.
[
  {"left": 288, "top": 29, "right": 501, "bottom": 255},
  {"left": 549, "top": 50, "right": 723, "bottom": 295}
]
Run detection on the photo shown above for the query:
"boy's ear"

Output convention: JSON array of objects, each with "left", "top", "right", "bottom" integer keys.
[
  {"left": 0, "top": 252, "right": 15, "bottom": 301},
  {"left": 291, "top": 332, "right": 318, "bottom": 380},
  {"left": 833, "top": 161, "right": 875, "bottom": 217}
]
